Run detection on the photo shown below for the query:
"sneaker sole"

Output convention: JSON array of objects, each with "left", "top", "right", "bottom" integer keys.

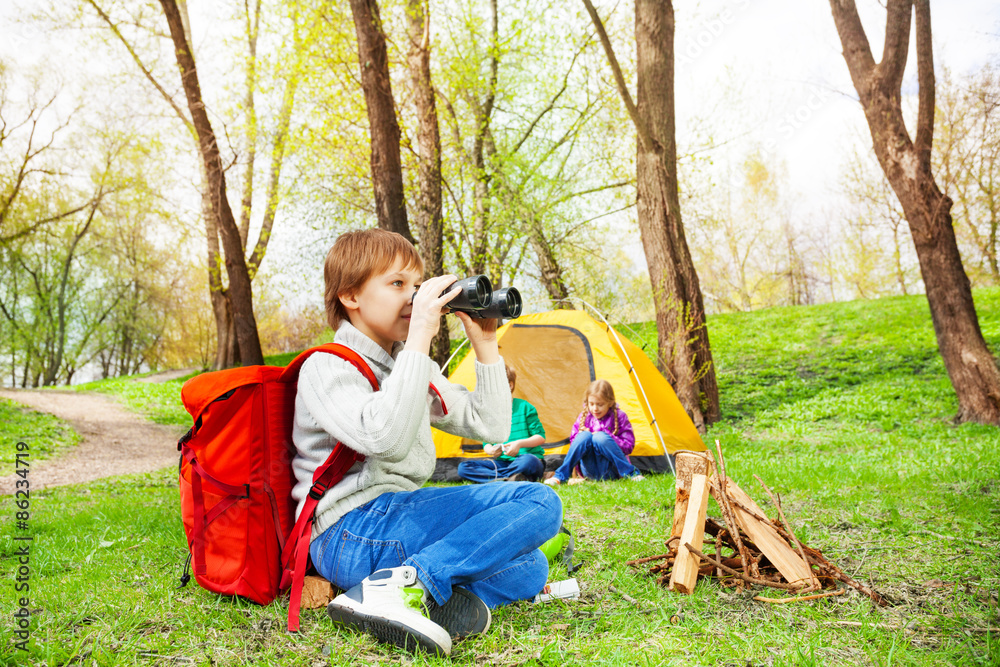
[
  {"left": 326, "top": 603, "right": 449, "bottom": 656},
  {"left": 428, "top": 587, "right": 491, "bottom": 639}
]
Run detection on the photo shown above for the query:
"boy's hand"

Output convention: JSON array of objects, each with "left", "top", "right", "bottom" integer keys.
[
  {"left": 502, "top": 442, "right": 521, "bottom": 457},
  {"left": 454, "top": 311, "right": 500, "bottom": 365},
  {"left": 405, "top": 275, "right": 461, "bottom": 354},
  {"left": 484, "top": 444, "right": 503, "bottom": 457}
]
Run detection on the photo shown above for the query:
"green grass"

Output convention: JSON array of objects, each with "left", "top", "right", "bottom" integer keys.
[
  {"left": 2, "top": 290, "right": 999, "bottom": 666},
  {"left": 0, "top": 400, "right": 79, "bottom": 477},
  {"left": 66, "top": 352, "right": 295, "bottom": 429},
  {"left": 70, "top": 376, "right": 193, "bottom": 428}
]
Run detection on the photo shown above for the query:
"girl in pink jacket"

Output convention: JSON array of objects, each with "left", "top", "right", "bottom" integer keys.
[{"left": 545, "top": 380, "right": 643, "bottom": 485}]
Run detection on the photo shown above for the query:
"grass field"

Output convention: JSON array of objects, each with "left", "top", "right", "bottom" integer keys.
[
  {"left": 0, "top": 401, "right": 79, "bottom": 478},
  {"left": 1, "top": 290, "right": 998, "bottom": 666}
]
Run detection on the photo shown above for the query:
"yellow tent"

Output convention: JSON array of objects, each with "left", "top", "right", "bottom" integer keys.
[{"left": 431, "top": 309, "right": 705, "bottom": 480}]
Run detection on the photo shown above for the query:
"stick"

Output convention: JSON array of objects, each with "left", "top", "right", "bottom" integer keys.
[
  {"left": 626, "top": 553, "right": 674, "bottom": 566},
  {"left": 753, "top": 589, "right": 845, "bottom": 604},
  {"left": 608, "top": 584, "right": 639, "bottom": 605},
  {"left": 718, "top": 493, "right": 888, "bottom": 606},
  {"left": 815, "top": 561, "right": 890, "bottom": 607},
  {"left": 826, "top": 621, "right": 898, "bottom": 629},
  {"left": 912, "top": 528, "right": 991, "bottom": 550},
  {"left": 669, "top": 473, "right": 711, "bottom": 594},
  {"left": 712, "top": 440, "right": 755, "bottom": 580},
  {"left": 754, "top": 474, "right": 820, "bottom": 591},
  {"left": 683, "top": 542, "right": 806, "bottom": 592}
]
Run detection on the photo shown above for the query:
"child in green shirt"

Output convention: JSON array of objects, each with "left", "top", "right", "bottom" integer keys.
[{"left": 457, "top": 365, "right": 546, "bottom": 483}]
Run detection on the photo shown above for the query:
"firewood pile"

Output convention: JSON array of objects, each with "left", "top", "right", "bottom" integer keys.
[{"left": 628, "top": 442, "right": 888, "bottom": 606}]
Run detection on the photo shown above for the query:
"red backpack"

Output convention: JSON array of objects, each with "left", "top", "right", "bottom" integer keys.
[{"left": 177, "top": 343, "right": 377, "bottom": 632}]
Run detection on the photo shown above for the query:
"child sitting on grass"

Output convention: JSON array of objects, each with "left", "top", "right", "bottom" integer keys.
[
  {"left": 545, "top": 379, "right": 642, "bottom": 485},
  {"left": 457, "top": 365, "right": 546, "bottom": 483},
  {"left": 291, "top": 228, "right": 562, "bottom": 657}
]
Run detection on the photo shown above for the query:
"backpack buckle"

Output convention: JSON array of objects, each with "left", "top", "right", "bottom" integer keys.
[
  {"left": 308, "top": 482, "right": 327, "bottom": 501},
  {"left": 177, "top": 428, "right": 193, "bottom": 451}
]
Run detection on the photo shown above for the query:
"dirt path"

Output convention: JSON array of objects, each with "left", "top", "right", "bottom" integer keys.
[{"left": 0, "top": 388, "right": 186, "bottom": 495}]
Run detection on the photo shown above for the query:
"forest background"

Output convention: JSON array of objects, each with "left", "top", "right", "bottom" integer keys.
[{"left": 0, "top": 0, "right": 999, "bottom": 392}]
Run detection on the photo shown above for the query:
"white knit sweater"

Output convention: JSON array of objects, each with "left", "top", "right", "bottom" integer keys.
[{"left": 291, "top": 322, "right": 512, "bottom": 539}]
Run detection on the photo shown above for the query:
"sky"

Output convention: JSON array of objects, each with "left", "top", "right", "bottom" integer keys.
[
  {"left": 671, "top": 0, "right": 1000, "bottom": 214},
  {"left": 1, "top": 0, "right": 998, "bottom": 294},
  {"left": 2, "top": 0, "right": 997, "bottom": 200}
]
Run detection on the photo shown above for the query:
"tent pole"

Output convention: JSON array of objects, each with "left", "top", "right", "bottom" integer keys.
[{"left": 440, "top": 338, "right": 470, "bottom": 374}]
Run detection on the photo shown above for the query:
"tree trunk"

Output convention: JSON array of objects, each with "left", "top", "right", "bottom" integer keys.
[
  {"left": 238, "top": 0, "right": 261, "bottom": 249},
  {"left": 640, "top": 0, "right": 719, "bottom": 428},
  {"left": 829, "top": 0, "right": 1000, "bottom": 424},
  {"left": 528, "top": 215, "right": 572, "bottom": 307},
  {"left": 350, "top": 0, "right": 414, "bottom": 242},
  {"left": 160, "top": 0, "right": 263, "bottom": 367},
  {"left": 470, "top": 0, "right": 499, "bottom": 277},
  {"left": 90, "top": 1, "right": 244, "bottom": 369},
  {"left": 245, "top": 5, "right": 302, "bottom": 283},
  {"left": 583, "top": 0, "right": 719, "bottom": 429},
  {"left": 44, "top": 194, "right": 102, "bottom": 385},
  {"left": 405, "top": 0, "right": 449, "bottom": 367}
]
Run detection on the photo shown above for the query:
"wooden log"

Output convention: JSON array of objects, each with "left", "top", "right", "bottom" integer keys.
[
  {"left": 721, "top": 479, "right": 814, "bottom": 588},
  {"left": 682, "top": 543, "right": 805, "bottom": 591},
  {"left": 711, "top": 441, "right": 755, "bottom": 580},
  {"left": 301, "top": 575, "right": 335, "bottom": 609},
  {"left": 753, "top": 474, "right": 820, "bottom": 591},
  {"left": 669, "top": 473, "right": 710, "bottom": 594},
  {"left": 720, "top": 494, "right": 889, "bottom": 607},
  {"left": 671, "top": 451, "right": 715, "bottom": 538}
]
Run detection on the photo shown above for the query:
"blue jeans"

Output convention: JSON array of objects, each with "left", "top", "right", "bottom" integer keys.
[
  {"left": 309, "top": 483, "right": 562, "bottom": 608},
  {"left": 552, "top": 431, "right": 638, "bottom": 482},
  {"left": 456, "top": 454, "right": 545, "bottom": 483}
]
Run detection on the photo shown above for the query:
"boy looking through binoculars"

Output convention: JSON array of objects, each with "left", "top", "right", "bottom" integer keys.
[{"left": 290, "top": 228, "right": 561, "bottom": 656}]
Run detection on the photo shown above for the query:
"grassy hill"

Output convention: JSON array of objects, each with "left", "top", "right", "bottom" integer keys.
[{"left": 1, "top": 290, "right": 997, "bottom": 666}]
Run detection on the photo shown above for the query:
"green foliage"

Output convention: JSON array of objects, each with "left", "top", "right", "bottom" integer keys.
[
  {"left": 0, "top": 399, "right": 80, "bottom": 476},
  {"left": 5, "top": 290, "right": 999, "bottom": 666}
]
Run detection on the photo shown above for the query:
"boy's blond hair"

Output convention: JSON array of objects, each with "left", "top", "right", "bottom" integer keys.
[
  {"left": 505, "top": 365, "right": 517, "bottom": 387},
  {"left": 324, "top": 228, "right": 424, "bottom": 330}
]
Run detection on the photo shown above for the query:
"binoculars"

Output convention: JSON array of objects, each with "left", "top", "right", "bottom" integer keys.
[{"left": 419, "top": 275, "right": 522, "bottom": 319}]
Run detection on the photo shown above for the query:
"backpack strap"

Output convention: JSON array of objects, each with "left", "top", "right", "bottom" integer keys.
[
  {"left": 280, "top": 343, "right": 378, "bottom": 632},
  {"left": 182, "top": 448, "right": 250, "bottom": 576}
]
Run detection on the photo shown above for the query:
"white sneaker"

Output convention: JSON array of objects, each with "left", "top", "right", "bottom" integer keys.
[
  {"left": 326, "top": 566, "right": 452, "bottom": 655},
  {"left": 630, "top": 474, "right": 645, "bottom": 482}
]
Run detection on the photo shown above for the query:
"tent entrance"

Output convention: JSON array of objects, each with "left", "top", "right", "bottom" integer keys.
[{"left": 456, "top": 323, "right": 594, "bottom": 452}]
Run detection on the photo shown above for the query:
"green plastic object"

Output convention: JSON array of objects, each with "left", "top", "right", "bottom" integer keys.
[{"left": 539, "top": 532, "right": 569, "bottom": 564}]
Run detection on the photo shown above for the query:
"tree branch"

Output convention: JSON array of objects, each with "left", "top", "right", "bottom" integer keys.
[
  {"left": 510, "top": 40, "right": 588, "bottom": 155},
  {"left": 581, "top": 0, "right": 654, "bottom": 151},
  {"left": 238, "top": 0, "right": 262, "bottom": 247},
  {"left": 913, "top": 0, "right": 935, "bottom": 162},
  {"left": 827, "top": 0, "right": 877, "bottom": 104},
  {"left": 85, "top": 0, "right": 194, "bottom": 133},
  {"left": 247, "top": 11, "right": 301, "bottom": 282},
  {"left": 877, "top": 0, "right": 913, "bottom": 97}
]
